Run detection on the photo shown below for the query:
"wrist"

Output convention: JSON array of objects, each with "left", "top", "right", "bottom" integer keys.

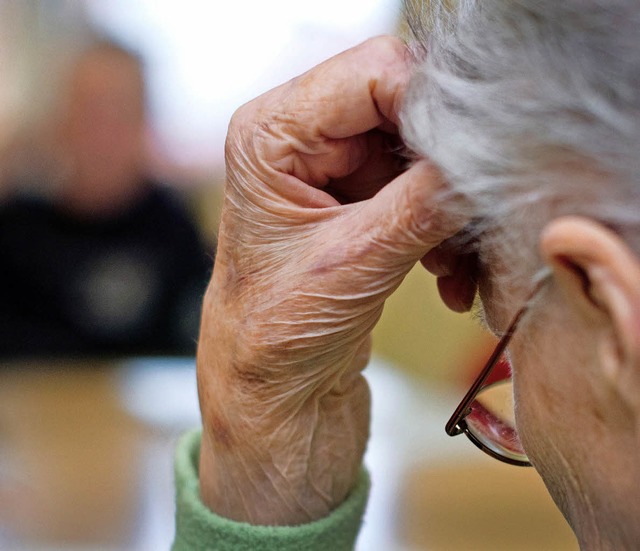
[{"left": 197, "top": 345, "right": 370, "bottom": 525}]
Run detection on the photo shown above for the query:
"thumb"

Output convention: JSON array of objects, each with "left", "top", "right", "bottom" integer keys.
[{"left": 354, "top": 160, "right": 466, "bottom": 268}]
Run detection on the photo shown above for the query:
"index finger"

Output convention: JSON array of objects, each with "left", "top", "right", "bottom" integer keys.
[
  {"left": 284, "top": 35, "right": 413, "bottom": 138},
  {"left": 230, "top": 36, "right": 414, "bottom": 188}
]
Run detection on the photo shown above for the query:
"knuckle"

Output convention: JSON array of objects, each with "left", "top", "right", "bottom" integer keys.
[
  {"left": 360, "top": 35, "right": 407, "bottom": 62},
  {"left": 225, "top": 108, "right": 248, "bottom": 158}
]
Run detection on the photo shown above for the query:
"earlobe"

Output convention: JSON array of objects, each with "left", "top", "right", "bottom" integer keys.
[{"left": 540, "top": 216, "right": 640, "bottom": 408}]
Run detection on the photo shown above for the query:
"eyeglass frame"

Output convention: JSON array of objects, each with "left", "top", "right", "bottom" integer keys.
[{"left": 445, "top": 268, "right": 552, "bottom": 467}]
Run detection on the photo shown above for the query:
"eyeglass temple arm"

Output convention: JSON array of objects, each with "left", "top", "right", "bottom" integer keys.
[{"left": 445, "top": 269, "right": 552, "bottom": 437}]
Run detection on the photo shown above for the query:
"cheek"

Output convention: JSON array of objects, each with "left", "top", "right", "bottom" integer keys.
[
  {"left": 509, "top": 323, "right": 594, "bottom": 473},
  {"left": 511, "top": 352, "right": 552, "bottom": 459},
  {"left": 509, "top": 334, "right": 604, "bottom": 528},
  {"left": 509, "top": 333, "right": 570, "bottom": 464}
]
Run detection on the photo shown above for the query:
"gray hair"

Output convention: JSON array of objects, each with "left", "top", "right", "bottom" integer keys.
[{"left": 401, "top": 0, "right": 640, "bottom": 287}]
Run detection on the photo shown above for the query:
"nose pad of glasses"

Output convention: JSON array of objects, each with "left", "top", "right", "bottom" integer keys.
[{"left": 465, "top": 380, "right": 531, "bottom": 466}]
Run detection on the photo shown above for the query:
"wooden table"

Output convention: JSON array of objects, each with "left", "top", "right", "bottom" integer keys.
[{"left": 0, "top": 359, "right": 193, "bottom": 549}]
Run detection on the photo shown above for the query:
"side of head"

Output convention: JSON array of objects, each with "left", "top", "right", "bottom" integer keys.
[
  {"left": 56, "top": 38, "right": 148, "bottom": 215},
  {"left": 402, "top": 1, "right": 640, "bottom": 546}
]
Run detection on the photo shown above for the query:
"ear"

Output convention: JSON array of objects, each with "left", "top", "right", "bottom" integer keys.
[{"left": 540, "top": 216, "right": 640, "bottom": 408}]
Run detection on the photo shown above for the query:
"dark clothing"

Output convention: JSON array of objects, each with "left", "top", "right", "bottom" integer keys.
[{"left": 0, "top": 183, "right": 213, "bottom": 358}]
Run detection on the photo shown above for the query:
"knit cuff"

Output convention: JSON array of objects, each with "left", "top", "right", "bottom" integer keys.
[{"left": 172, "top": 429, "right": 369, "bottom": 551}]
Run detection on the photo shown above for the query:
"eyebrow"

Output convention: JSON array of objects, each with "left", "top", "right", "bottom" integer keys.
[{"left": 470, "top": 298, "right": 489, "bottom": 328}]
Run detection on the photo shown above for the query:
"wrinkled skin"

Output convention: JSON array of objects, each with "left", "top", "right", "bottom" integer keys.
[{"left": 196, "top": 37, "right": 467, "bottom": 525}]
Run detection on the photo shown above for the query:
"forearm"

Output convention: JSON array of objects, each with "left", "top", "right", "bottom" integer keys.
[{"left": 192, "top": 34, "right": 462, "bottom": 532}]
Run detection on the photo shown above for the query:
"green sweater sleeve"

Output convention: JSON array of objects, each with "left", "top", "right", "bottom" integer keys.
[{"left": 172, "top": 429, "right": 370, "bottom": 551}]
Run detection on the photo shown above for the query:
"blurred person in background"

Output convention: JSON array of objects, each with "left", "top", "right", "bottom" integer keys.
[{"left": 0, "top": 39, "right": 213, "bottom": 358}]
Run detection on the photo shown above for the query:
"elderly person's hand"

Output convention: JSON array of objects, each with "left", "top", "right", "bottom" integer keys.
[{"left": 196, "top": 36, "right": 464, "bottom": 526}]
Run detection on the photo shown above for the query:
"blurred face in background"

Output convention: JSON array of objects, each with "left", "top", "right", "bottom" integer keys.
[{"left": 57, "top": 46, "right": 147, "bottom": 215}]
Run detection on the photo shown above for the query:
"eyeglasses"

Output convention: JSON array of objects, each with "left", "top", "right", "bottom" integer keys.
[{"left": 445, "top": 269, "right": 552, "bottom": 467}]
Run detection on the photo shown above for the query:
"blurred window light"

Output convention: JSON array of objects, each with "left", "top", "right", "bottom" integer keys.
[{"left": 87, "top": 0, "right": 400, "bottom": 168}]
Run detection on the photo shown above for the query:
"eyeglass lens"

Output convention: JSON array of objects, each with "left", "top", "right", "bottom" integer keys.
[{"left": 463, "top": 377, "right": 529, "bottom": 465}]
